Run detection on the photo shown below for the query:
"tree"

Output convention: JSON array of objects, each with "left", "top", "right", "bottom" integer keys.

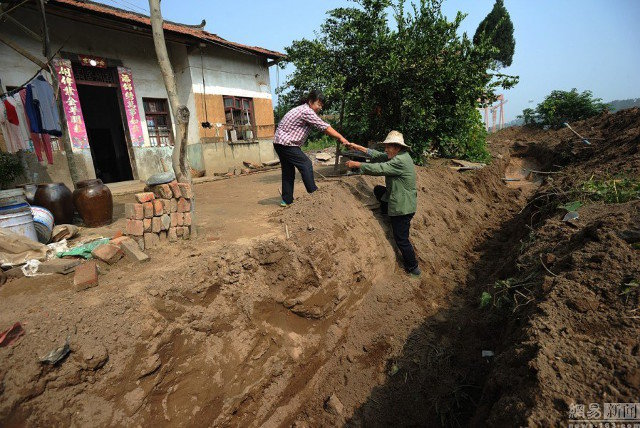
[
  {"left": 148, "top": 0, "right": 196, "bottom": 232},
  {"left": 277, "top": 0, "right": 518, "bottom": 162},
  {"left": 518, "top": 89, "right": 607, "bottom": 128},
  {"left": 148, "top": 0, "right": 191, "bottom": 184},
  {"left": 473, "top": 0, "right": 515, "bottom": 68}
]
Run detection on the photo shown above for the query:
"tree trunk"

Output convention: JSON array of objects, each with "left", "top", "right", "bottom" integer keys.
[
  {"left": 148, "top": 0, "right": 196, "bottom": 234},
  {"left": 148, "top": 0, "right": 191, "bottom": 184}
]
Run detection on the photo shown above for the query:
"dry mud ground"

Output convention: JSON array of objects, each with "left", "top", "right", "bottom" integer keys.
[{"left": 0, "top": 108, "right": 639, "bottom": 426}]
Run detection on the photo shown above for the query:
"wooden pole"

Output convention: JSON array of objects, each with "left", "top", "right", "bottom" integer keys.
[
  {"left": 334, "top": 97, "right": 345, "bottom": 172},
  {"left": 38, "top": 0, "right": 50, "bottom": 58},
  {"left": 0, "top": 33, "right": 47, "bottom": 69}
]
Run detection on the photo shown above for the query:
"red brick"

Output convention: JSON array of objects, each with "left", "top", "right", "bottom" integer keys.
[
  {"left": 170, "top": 212, "right": 178, "bottom": 227},
  {"left": 153, "top": 200, "right": 163, "bottom": 216},
  {"left": 169, "top": 198, "right": 178, "bottom": 213},
  {"left": 135, "top": 192, "right": 155, "bottom": 203},
  {"left": 143, "top": 202, "right": 154, "bottom": 218},
  {"left": 168, "top": 181, "right": 181, "bottom": 198},
  {"left": 111, "top": 231, "right": 123, "bottom": 240},
  {"left": 150, "top": 184, "right": 172, "bottom": 199},
  {"left": 158, "top": 231, "right": 167, "bottom": 242},
  {"left": 120, "top": 238, "right": 149, "bottom": 262},
  {"left": 110, "top": 236, "right": 130, "bottom": 246},
  {"left": 183, "top": 212, "right": 192, "bottom": 226},
  {"left": 144, "top": 232, "right": 159, "bottom": 249},
  {"left": 151, "top": 217, "right": 162, "bottom": 233},
  {"left": 176, "top": 212, "right": 184, "bottom": 226},
  {"left": 182, "top": 226, "right": 191, "bottom": 240},
  {"left": 162, "top": 199, "right": 171, "bottom": 214},
  {"left": 160, "top": 214, "right": 171, "bottom": 230},
  {"left": 176, "top": 227, "right": 184, "bottom": 237},
  {"left": 134, "top": 236, "right": 145, "bottom": 251},
  {"left": 125, "top": 203, "right": 144, "bottom": 220},
  {"left": 126, "top": 219, "right": 144, "bottom": 236},
  {"left": 74, "top": 261, "right": 98, "bottom": 291},
  {"left": 168, "top": 227, "right": 178, "bottom": 242},
  {"left": 91, "top": 243, "right": 123, "bottom": 265},
  {"left": 143, "top": 218, "right": 152, "bottom": 232},
  {"left": 177, "top": 198, "right": 190, "bottom": 213},
  {"left": 177, "top": 182, "right": 193, "bottom": 199}
]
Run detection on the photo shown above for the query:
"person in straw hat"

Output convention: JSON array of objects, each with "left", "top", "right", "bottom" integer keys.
[{"left": 344, "top": 131, "right": 420, "bottom": 277}]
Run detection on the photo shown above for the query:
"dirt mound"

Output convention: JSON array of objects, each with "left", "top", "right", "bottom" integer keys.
[{"left": 475, "top": 108, "right": 640, "bottom": 426}]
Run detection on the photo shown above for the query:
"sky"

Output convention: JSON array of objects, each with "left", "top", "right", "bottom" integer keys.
[{"left": 111, "top": 0, "right": 640, "bottom": 122}]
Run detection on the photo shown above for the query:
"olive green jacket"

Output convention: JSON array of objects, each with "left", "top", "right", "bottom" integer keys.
[{"left": 359, "top": 149, "right": 417, "bottom": 216}]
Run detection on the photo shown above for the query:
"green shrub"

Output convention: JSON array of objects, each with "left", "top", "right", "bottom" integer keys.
[{"left": 0, "top": 152, "right": 24, "bottom": 189}]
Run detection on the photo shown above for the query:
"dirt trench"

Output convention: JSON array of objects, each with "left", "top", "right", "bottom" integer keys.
[
  {"left": 4, "top": 108, "right": 637, "bottom": 427},
  {"left": 0, "top": 144, "right": 536, "bottom": 426}
]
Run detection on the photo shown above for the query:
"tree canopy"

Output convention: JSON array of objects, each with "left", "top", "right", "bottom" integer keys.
[
  {"left": 473, "top": 0, "right": 515, "bottom": 68},
  {"left": 277, "top": 0, "right": 518, "bottom": 162},
  {"left": 518, "top": 89, "right": 607, "bottom": 128}
]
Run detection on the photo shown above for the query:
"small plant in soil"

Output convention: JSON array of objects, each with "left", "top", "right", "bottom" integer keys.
[
  {"left": 481, "top": 273, "right": 538, "bottom": 312},
  {"left": 581, "top": 176, "right": 640, "bottom": 204},
  {"left": 619, "top": 279, "right": 638, "bottom": 304}
]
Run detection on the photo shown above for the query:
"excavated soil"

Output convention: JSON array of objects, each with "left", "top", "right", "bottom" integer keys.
[{"left": 0, "top": 108, "right": 638, "bottom": 426}]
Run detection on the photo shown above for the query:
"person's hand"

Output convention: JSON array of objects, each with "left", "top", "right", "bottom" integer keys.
[
  {"left": 340, "top": 137, "right": 351, "bottom": 147},
  {"left": 345, "top": 160, "right": 361, "bottom": 169}
]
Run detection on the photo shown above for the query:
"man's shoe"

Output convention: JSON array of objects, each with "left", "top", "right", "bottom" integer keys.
[
  {"left": 280, "top": 200, "right": 290, "bottom": 207},
  {"left": 408, "top": 266, "right": 421, "bottom": 277}
]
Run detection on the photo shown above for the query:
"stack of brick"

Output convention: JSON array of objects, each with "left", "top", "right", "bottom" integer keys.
[{"left": 124, "top": 180, "right": 193, "bottom": 250}]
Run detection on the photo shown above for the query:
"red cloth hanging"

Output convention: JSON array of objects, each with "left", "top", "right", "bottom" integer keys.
[{"left": 3, "top": 99, "right": 19, "bottom": 125}]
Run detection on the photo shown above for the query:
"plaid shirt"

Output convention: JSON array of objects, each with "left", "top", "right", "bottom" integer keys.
[{"left": 273, "top": 103, "right": 330, "bottom": 146}]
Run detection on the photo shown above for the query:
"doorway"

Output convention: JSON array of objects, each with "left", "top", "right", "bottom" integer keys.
[{"left": 76, "top": 84, "right": 133, "bottom": 183}]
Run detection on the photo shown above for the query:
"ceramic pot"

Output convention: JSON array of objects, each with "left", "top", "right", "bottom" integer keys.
[
  {"left": 20, "top": 184, "right": 37, "bottom": 205},
  {"left": 72, "top": 179, "right": 113, "bottom": 227},
  {"left": 34, "top": 183, "right": 74, "bottom": 225}
]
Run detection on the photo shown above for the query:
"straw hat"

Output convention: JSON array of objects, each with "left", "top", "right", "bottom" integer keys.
[{"left": 380, "top": 130, "right": 410, "bottom": 149}]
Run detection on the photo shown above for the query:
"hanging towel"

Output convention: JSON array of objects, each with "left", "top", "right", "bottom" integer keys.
[
  {"left": 3, "top": 99, "right": 19, "bottom": 125},
  {"left": 19, "top": 89, "right": 53, "bottom": 164},
  {"left": 8, "top": 95, "right": 33, "bottom": 152},
  {"left": 29, "top": 75, "right": 62, "bottom": 137},
  {"left": 0, "top": 101, "right": 23, "bottom": 153}
]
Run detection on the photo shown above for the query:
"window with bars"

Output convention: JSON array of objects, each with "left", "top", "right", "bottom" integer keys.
[
  {"left": 142, "top": 98, "right": 173, "bottom": 146},
  {"left": 223, "top": 96, "right": 255, "bottom": 141}
]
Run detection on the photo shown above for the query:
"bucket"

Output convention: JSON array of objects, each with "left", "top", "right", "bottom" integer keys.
[
  {"left": 0, "top": 206, "right": 38, "bottom": 242},
  {"left": 0, "top": 189, "right": 28, "bottom": 211},
  {"left": 31, "top": 206, "right": 54, "bottom": 243}
]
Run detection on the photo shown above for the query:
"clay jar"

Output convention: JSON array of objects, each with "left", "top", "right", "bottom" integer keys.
[
  {"left": 34, "top": 183, "right": 74, "bottom": 225},
  {"left": 20, "top": 184, "right": 37, "bottom": 205},
  {"left": 73, "top": 179, "right": 113, "bottom": 227}
]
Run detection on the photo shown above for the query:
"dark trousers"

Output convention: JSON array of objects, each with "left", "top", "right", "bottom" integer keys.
[
  {"left": 374, "top": 185, "right": 418, "bottom": 272},
  {"left": 274, "top": 144, "right": 318, "bottom": 204}
]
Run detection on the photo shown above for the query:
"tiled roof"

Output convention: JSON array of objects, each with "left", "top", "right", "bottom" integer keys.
[{"left": 52, "top": 0, "right": 286, "bottom": 59}]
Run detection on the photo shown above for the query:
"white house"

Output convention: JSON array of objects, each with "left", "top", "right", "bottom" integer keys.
[{"left": 0, "top": 0, "right": 284, "bottom": 187}]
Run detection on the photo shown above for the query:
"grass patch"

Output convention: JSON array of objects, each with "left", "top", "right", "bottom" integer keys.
[{"left": 302, "top": 135, "right": 335, "bottom": 152}]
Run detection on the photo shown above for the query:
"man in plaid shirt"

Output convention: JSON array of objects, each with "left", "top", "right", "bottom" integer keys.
[{"left": 273, "top": 90, "right": 350, "bottom": 206}]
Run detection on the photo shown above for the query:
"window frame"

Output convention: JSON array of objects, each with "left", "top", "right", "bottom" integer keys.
[
  {"left": 142, "top": 97, "right": 174, "bottom": 147},
  {"left": 222, "top": 95, "right": 256, "bottom": 141}
]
